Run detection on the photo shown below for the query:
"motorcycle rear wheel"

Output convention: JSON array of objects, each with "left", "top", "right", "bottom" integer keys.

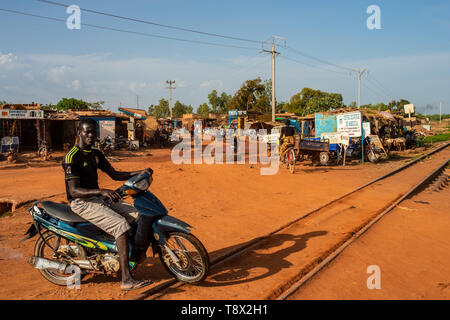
[
  {"left": 158, "top": 232, "right": 209, "bottom": 284},
  {"left": 367, "top": 150, "right": 380, "bottom": 163},
  {"left": 34, "top": 231, "right": 86, "bottom": 286},
  {"left": 285, "top": 149, "right": 296, "bottom": 174}
]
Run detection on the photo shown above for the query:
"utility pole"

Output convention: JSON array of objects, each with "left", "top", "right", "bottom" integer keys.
[
  {"left": 350, "top": 68, "right": 368, "bottom": 108},
  {"left": 166, "top": 80, "right": 176, "bottom": 119},
  {"left": 440, "top": 101, "right": 442, "bottom": 124},
  {"left": 136, "top": 95, "right": 139, "bottom": 109},
  {"left": 262, "top": 36, "right": 285, "bottom": 122}
]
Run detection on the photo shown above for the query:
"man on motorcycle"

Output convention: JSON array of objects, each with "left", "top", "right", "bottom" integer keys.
[{"left": 62, "top": 118, "right": 153, "bottom": 291}]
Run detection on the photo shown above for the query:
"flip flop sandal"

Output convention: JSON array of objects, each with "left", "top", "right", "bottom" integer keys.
[{"left": 121, "top": 280, "right": 153, "bottom": 291}]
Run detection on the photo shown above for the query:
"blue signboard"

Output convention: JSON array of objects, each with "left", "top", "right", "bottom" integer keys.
[{"left": 315, "top": 113, "right": 337, "bottom": 138}]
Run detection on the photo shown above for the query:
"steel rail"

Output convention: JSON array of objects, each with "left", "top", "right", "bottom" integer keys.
[{"left": 276, "top": 157, "right": 449, "bottom": 300}]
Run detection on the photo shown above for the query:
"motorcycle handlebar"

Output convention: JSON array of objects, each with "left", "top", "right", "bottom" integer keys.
[{"left": 104, "top": 171, "right": 152, "bottom": 204}]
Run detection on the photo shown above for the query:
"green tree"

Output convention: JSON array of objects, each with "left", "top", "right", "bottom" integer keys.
[
  {"left": 56, "top": 98, "right": 89, "bottom": 110},
  {"left": 41, "top": 104, "right": 57, "bottom": 110},
  {"left": 396, "top": 99, "right": 411, "bottom": 112},
  {"left": 148, "top": 98, "right": 170, "bottom": 118},
  {"left": 208, "top": 90, "right": 220, "bottom": 113},
  {"left": 228, "top": 78, "right": 269, "bottom": 112},
  {"left": 172, "top": 100, "right": 193, "bottom": 117},
  {"left": 87, "top": 101, "right": 104, "bottom": 110},
  {"left": 207, "top": 90, "right": 232, "bottom": 113},
  {"left": 366, "top": 102, "right": 389, "bottom": 111},
  {"left": 286, "top": 88, "right": 344, "bottom": 116},
  {"left": 197, "top": 103, "right": 211, "bottom": 117},
  {"left": 348, "top": 101, "right": 357, "bottom": 109},
  {"left": 387, "top": 99, "right": 411, "bottom": 112},
  {"left": 0, "top": 100, "right": 7, "bottom": 105},
  {"left": 218, "top": 91, "right": 232, "bottom": 113},
  {"left": 303, "top": 94, "right": 345, "bottom": 116}
]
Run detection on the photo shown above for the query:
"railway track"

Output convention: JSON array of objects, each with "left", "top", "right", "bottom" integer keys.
[{"left": 131, "top": 142, "right": 450, "bottom": 300}]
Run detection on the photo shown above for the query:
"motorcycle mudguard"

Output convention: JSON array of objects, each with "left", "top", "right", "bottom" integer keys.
[
  {"left": 152, "top": 216, "right": 193, "bottom": 245},
  {"left": 133, "top": 191, "right": 168, "bottom": 218}
]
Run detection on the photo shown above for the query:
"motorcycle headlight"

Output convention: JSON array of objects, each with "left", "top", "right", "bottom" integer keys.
[
  {"left": 33, "top": 205, "right": 42, "bottom": 216},
  {"left": 133, "top": 177, "right": 151, "bottom": 191}
]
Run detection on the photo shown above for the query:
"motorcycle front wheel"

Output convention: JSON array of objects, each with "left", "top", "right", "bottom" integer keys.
[{"left": 158, "top": 232, "right": 209, "bottom": 284}]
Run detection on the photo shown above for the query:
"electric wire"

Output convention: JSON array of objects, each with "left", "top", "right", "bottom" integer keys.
[
  {"left": 279, "top": 56, "right": 350, "bottom": 76},
  {"left": 0, "top": 8, "right": 260, "bottom": 51},
  {"left": 364, "top": 76, "right": 393, "bottom": 102},
  {"left": 36, "top": 0, "right": 262, "bottom": 45},
  {"left": 366, "top": 73, "right": 397, "bottom": 101},
  {"left": 6, "top": 3, "right": 403, "bottom": 107},
  {"left": 37, "top": 0, "right": 361, "bottom": 75},
  {"left": 285, "top": 46, "right": 354, "bottom": 72},
  {"left": 361, "top": 80, "right": 391, "bottom": 104}
]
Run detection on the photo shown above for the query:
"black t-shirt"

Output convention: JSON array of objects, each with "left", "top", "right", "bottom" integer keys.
[
  {"left": 281, "top": 126, "right": 295, "bottom": 138},
  {"left": 62, "top": 146, "right": 112, "bottom": 201}
]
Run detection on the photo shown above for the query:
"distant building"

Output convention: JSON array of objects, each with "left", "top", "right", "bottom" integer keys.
[{"left": 0, "top": 103, "right": 44, "bottom": 151}]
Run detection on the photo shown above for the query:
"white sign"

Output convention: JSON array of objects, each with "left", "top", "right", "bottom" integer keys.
[
  {"left": 261, "top": 133, "right": 280, "bottom": 144},
  {"left": 404, "top": 104, "right": 414, "bottom": 114},
  {"left": 341, "top": 132, "right": 350, "bottom": 146},
  {"left": 99, "top": 120, "right": 115, "bottom": 140},
  {"left": 337, "top": 111, "right": 362, "bottom": 137},
  {"left": 0, "top": 109, "right": 44, "bottom": 119},
  {"left": 321, "top": 132, "right": 344, "bottom": 144},
  {"left": 320, "top": 132, "right": 352, "bottom": 145}
]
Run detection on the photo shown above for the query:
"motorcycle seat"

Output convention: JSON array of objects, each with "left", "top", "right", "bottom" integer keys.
[{"left": 41, "top": 201, "right": 88, "bottom": 224}]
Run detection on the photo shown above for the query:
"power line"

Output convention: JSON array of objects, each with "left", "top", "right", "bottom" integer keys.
[
  {"left": 38, "top": 0, "right": 360, "bottom": 75},
  {"left": 279, "top": 56, "right": 350, "bottom": 76},
  {"left": 0, "top": 8, "right": 260, "bottom": 51},
  {"left": 38, "top": 0, "right": 372, "bottom": 81},
  {"left": 361, "top": 81, "right": 390, "bottom": 104},
  {"left": 285, "top": 46, "right": 353, "bottom": 72},
  {"left": 36, "top": 0, "right": 262, "bottom": 45},
  {"left": 229, "top": 52, "right": 267, "bottom": 79},
  {"left": 364, "top": 76, "right": 392, "bottom": 102},
  {"left": 6, "top": 3, "right": 403, "bottom": 108},
  {"left": 365, "top": 73, "right": 397, "bottom": 101}
]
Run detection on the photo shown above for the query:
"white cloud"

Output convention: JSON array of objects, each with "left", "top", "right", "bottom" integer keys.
[
  {"left": 70, "top": 80, "right": 80, "bottom": 91},
  {"left": 200, "top": 80, "right": 223, "bottom": 88},
  {"left": 129, "top": 81, "right": 149, "bottom": 93},
  {"left": 0, "top": 52, "right": 18, "bottom": 65},
  {"left": 48, "top": 65, "right": 73, "bottom": 83}
]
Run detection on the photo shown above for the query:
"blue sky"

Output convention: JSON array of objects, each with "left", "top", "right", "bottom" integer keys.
[{"left": 1, "top": 0, "right": 449, "bottom": 114}]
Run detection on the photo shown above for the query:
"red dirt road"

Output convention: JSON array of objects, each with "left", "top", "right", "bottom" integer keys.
[{"left": 0, "top": 146, "right": 448, "bottom": 299}]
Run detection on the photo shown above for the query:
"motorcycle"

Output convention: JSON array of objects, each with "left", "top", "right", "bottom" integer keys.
[
  {"left": 98, "top": 136, "right": 115, "bottom": 156},
  {"left": 22, "top": 171, "right": 210, "bottom": 286},
  {"left": 37, "top": 140, "right": 51, "bottom": 161},
  {"left": 345, "top": 136, "right": 385, "bottom": 164}
]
